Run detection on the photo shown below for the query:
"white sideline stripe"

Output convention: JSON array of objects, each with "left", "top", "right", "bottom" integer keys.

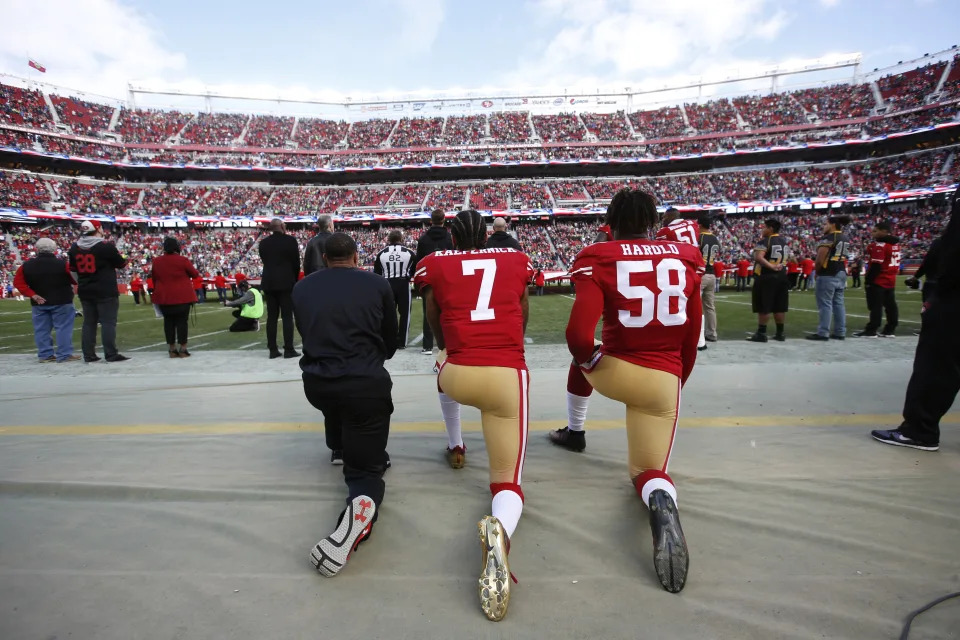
[
  {"left": 408, "top": 333, "right": 423, "bottom": 346},
  {"left": 0, "top": 311, "right": 33, "bottom": 316},
  {"left": 0, "top": 307, "right": 223, "bottom": 330},
  {"left": 128, "top": 330, "right": 229, "bottom": 351},
  {"left": 715, "top": 298, "right": 920, "bottom": 324},
  {"left": 238, "top": 341, "right": 261, "bottom": 350}
]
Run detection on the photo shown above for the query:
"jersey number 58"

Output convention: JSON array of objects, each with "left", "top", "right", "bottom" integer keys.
[{"left": 617, "top": 259, "right": 688, "bottom": 328}]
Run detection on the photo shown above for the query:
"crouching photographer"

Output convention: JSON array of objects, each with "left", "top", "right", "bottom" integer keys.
[{"left": 223, "top": 280, "right": 264, "bottom": 332}]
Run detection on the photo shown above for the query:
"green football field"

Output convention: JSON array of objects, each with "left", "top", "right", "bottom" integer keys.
[{"left": 0, "top": 280, "right": 923, "bottom": 355}]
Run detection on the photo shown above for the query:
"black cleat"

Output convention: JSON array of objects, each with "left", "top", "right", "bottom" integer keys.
[
  {"left": 105, "top": 354, "right": 130, "bottom": 362},
  {"left": 547, "top": 426, "right": 586, "bottom": 452},
  {"left": 773, "top": 334, "right": 786, "bottom": 342},
  {"left": 284, "top": 350, "right": 301, "bottom": 358},
  {"left": 269, "top": 350, "right": 283, "bottom": 359},
  {"left": 705, "top": 337, "right": 717, "bottom": 343},
  {"left": 830, "top": 335, "right": 845, "bottom": 340},
  {"left": 84, "top": 356, "right": 101, "bottom": 363},
  {"left": 746, "top": 333, "right": 768, "bottom": 343},
  {"left": 648, "top": 489, "right": 689, "bottom": 593},
  {"left": 697, "top": 345, "right": 708, "bottom": 352},
  {"left": 805, "top": 334, "right": 829, "bottom": 341},
  {"left": 853, "top": 330, "right": 878, "bottom": 338}
]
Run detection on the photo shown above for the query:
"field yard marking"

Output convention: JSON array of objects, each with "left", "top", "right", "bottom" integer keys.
[
  {"left": 238, "top": 341, "right": 262, "bottom": 349},
  {"left": 715, "top": 298, "right": 920, "bottom": 325},
  {"left": 408, "top": 333, "right": 423, "bottom": 346},
  {"left": 2, "top": 413, "right": 957, "bottom": 436},
  {"left": 128, "top": 330, "right": 229, "bottom": 351},
  {"left": 0, "top": 307, "right": 224, "bottom": 330}
]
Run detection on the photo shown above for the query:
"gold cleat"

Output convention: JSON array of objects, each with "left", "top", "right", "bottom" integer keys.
[
  {"left": 477, "top": 516, "right": 511, "bottom": 621},
  {"left": 445, "top": 445, "right": 466, "bottom": 469}
]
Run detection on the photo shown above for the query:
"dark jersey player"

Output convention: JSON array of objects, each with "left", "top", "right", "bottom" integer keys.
[
  {"left": 855, "top": 221, "right": 901, "bottom": 338},
  {"left": 748, "top": 218, "right": 790, "bottom": 343},
  {"left": 564, "top": 189, "right": 704, "bottom": 593},
  {"left": 414, "top": 210, "right": 534, "bottom": 622}
]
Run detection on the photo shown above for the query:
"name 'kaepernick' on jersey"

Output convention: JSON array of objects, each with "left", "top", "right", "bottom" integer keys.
[
  {"left": 414, "top": 247, "right": 534, "bottom": 370},
  {"left": 569, "top": 240, "right": 705, "bottom": 378}
]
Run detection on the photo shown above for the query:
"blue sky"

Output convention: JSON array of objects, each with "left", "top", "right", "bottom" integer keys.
[{"left": 1, "top": 0, "right": 958, "bottom": 110}]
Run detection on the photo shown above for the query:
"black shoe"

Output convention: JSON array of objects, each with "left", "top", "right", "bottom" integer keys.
[
  {"left": 705, "top": 337, "right": 717, "bottom": 343},
  {"left": 747, "top": 333, "right": 768, "bottom": 343},
  {"left": 805, "top": 334, "right": 829, "bottom": 341},
  {"left": 853, "top": 330, "right": 877, "bottom": 338},
  {"left": 331, "top": 450, "right": 344, "bottom": 465},
  {"left": 870, "top": 429, "right": 938, "bottom": 451},
  {"left": 283, "top": 350, "right": 301, "bottom": 359},
  {"left": 105, "top": 354, "right": 129, "bottom": 362},
  {"left": 269, "top": 350, "right": 283, "bottom": 359},
  {"left": 830, "top": 335, "right": 845, "bottom": 340},
  {"left": 385, "top": 452, "right": 392, "bottom": 470},
  {"left": 547, "top": 426, "right": 586, "bottom": 452},
  {"left": 878, "top": 332, "right": 896, "bottom": 339},
  {"left": 773, "top": 334, "right": 786, "bottom": 342},
  {"left": 697, "top": 345, "right": 708, "bottom": 352},
  {"left": 647, "top": 489, "right": 689, "bottom": 593},
  {"left": 84, "top": 355, "right": 101, "bottom": 363}
]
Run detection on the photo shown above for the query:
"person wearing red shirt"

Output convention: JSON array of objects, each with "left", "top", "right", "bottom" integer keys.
[
  {"left": 233, "top": 271, "right": 247, "bottom": 300},
  {"left": 655, "top": 208, "right": 700, "bottom": 246},
  {"left": 786, "top": 259, "right": 801, "bottom": 290},
  {"left": 736, "top": 256, "right": 751, "bottom": 291},
  {"left": 191, "top": 274, "right": 205, "bottom": 303},
  {"left": 534, "top": 269, "right": 545, "bottom": 296},
  {"left": 151, "top": 237, "right": 200, "bottom": 357},
  {"left": 564, "top": 189, "right": 703, "bottom": 594},
  {"left": 414, "top": 210, "right": 533, "bottom": 622},
  {"left": 146, "top": 276, "right": 154, "bottom": 303},
  {"left": 214, "top": 271, "right": 228, "bottom": 303},
  {"left": 855, "top": 221, "right": 901, "bottom": 337},
  {"left": 713, "top": 259, "right": 725, "bottom": 290},
  {"left": 129, "top": 274, "right": 145, "bottom": 305},
  {"left": 800, "top": 257, "right": 815, "bottom": 291}
]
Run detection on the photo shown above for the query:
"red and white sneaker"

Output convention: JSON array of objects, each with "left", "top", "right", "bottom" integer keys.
[{"left": 310, "top": 495, "right": 375, "bottom": 577}]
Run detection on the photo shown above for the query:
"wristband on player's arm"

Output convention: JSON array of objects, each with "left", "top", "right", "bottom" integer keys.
[{"left": 578, "top": 345, "right": 603, "bottom": 372}]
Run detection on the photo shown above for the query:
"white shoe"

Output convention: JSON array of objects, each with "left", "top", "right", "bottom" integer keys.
[
  {"left": 420, "top": 349, "right": 432, "bottom": 355},
  {"left": 310, "top": 495, "right": 375, "bottom": 577}
]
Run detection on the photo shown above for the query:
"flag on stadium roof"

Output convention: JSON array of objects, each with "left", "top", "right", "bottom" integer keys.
[{"left": 28, "top": 59, "right": 46, "bottom": 73}]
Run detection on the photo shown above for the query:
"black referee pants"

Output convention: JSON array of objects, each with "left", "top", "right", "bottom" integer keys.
[
  {"left": 389, "top": 278, "right": 411, "bottom": 347},
  {"left": 302, "top": 374, "right": 393, "bottom": 507},
  {"left": 900, "top": 294, "right": 960, "bottom": 444}
]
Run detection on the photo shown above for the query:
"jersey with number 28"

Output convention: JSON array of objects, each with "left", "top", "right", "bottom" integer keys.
[
  {"left": 569, "top": 240, "right": 704, "bottom": 377},
  {"left": 414, "top": 247, "right": 534, "bottom": 369}
]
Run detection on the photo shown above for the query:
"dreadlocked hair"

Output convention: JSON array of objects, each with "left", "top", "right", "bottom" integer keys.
[
  {"left": 606, "top": 189, "right": 660, "bottom": 238},
  {"left": 451, "top": 209, "right": 487, "bottom": 250}
]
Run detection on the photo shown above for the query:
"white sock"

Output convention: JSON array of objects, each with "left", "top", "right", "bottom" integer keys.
[
  {"left": 492, "top": 490, "right": 523, "bottom": 539},
  {"left": 438, "top": 393, "right": 462, "bottom": 448},
  {"left": 566, "top": 392, "right": 590, "bottom": 432},
  {"left": 698, "top": 314, "right": 706, "bottom": 348}
]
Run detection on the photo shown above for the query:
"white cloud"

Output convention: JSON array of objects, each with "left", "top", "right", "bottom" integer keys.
[
  {"left": 394, "top": 0, "right": 446, "bottom": 55},
  {"left": 819, "top": 0, "right": 841, "bottom": 7},
  {"left": 511, "top": 0, "right": 794, "bottom": 88},
  {"left": 0, "top": 0, "right": 186, "bottom": 99}
]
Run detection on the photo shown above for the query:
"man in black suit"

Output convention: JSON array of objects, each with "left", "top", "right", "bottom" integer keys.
[
  {"left": 258, "top": 218, "right": 301, "bottom": 359},
  {"left": 303, "top": 214, "right": 334, "bottom": 276},
  {"left": 485, "top": 217, "right": 521, "bottom": 250}
]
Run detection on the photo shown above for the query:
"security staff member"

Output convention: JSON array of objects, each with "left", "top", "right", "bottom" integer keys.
[
  {"left": 872, "top": 193, "right": 960, "bottom": 451},
  {"left": 374, "top": 230, "right": 416, "bottom": 348},
  {"left": 414, "top": 209, "right": 454, "bottom": 355},
  {"left": 293, "top": 233, "right": 398, "bottom": 578},
  {"left": 258, "top": 218, "right": 301, "bottom": 359}
]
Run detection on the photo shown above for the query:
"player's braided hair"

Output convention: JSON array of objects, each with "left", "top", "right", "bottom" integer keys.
[
  {"left": 606, "top": 188, "right": 660, "bottom": 238},
  {"left": 451, "top": 209, "right": 487, "bottom": 250}
]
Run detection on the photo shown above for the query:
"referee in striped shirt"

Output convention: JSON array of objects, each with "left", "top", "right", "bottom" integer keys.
[{"left": 374, "top": 230, "right": 416, "bottom": 348}]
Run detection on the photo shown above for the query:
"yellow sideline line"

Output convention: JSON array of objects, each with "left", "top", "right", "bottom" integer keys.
[{"left": 1, "top": 413, "right": 957, "bottom": 436}]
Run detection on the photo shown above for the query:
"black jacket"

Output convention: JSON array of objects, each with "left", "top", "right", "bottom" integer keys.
[
  {"left": 915, "top": 237, "right": 942, "bottom": 283},
  {"left": 18, "top": 254, "right": 75, "bottom": 306},
  {"left": 293, "top": 267, "right": 397, "bottom": 385},
  {"left": 303, "top": 231, "right": 333, "bottom": 276},
  {"left": 938, "top": 195, "right": 960, "bottom": 295},
  {"left": 486, "top": 230, "right": 521, "bottom": 251},
  {"left": 258, "top": 232, "right": 301, "bottom": 292},
  {"left": 415, "top": 226, "right": 454, "bottom": 267},
  {"left": 68, "top": 236, "right": 126, "bottom": 301}
]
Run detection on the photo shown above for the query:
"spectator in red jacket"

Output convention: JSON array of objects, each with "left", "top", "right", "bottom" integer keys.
[
  {"left": 146, "top": 276, "right": 154, "bottom": 303},
  {"left": 736, "top": 257, "right": 751, "bottom": 291},
  {"left": 214, "top": 271, "right": 228, "bottom": 303},
  {"left": 534, "top": 269, "right": 546, "bottom": 296},
  {"left": 130, "top": 274, "right": 145, "bottom": 305},
  {"left": 786, "top": 259, "right": 801, "bottom": 290},
  {"left": 713, "top": 260, "right": 725, "bottom": 290},
  {"left": 151, "top": 237, "right": 200, "bottom": 358},
  {"left": 800, "top": 257, "right": 816, "bottom": 291},
  {"left": 192, "top": 274, "right": 205, "bottom": 303}
]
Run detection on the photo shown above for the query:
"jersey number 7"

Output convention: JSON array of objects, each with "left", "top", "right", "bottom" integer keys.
[{"left": 463, "top": 259, "right": 497, "bottom": 321}]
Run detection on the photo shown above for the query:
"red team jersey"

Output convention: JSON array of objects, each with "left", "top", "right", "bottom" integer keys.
[
  {"left": 568, "top": 240, "right": 705, "bottom": 382},
  {"left": 867, "top": 240, "right": 901, "bottom": 288},
  {"left": 597, "top": 224, "right": 613, "bottom": 242},
  {"left": 655, "top": 219, "right": 701, "bottom": 246},
  {"left": 414, "top": 248, "right": 534, "bottom": 370}
]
